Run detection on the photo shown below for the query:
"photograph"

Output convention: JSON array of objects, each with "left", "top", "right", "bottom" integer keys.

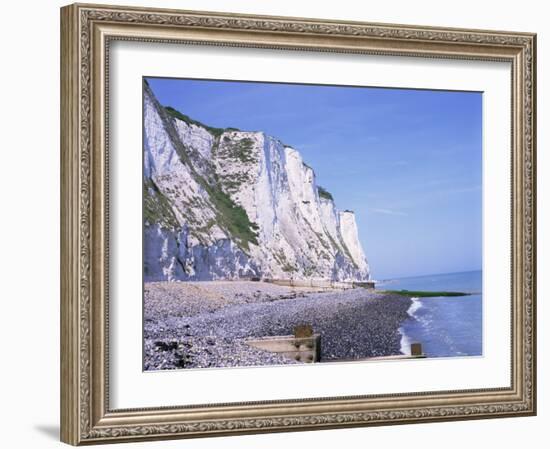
[{"left": 142, "top": 77, "right": 483, "bottom": 371}]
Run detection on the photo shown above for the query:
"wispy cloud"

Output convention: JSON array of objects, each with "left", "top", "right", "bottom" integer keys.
[
  {"left": 370, "top": 208, "right": 408, "bottom": 217},
  {"left": 367, "top": 184, "right": 482, "bottom": 211},
  {"left": 441, "top": 185, "right": 481, "bottom": 195}
]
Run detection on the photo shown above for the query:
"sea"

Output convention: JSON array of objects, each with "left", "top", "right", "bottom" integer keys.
[{"left": 376, "top": 270, "right": 482, "bottom": 358}]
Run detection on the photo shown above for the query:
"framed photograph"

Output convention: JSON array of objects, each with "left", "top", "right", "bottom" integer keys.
[{"left": 60, "top": 3, "right": 537, "bottom": 445}]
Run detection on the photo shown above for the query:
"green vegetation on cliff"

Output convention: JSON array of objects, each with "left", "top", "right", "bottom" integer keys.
[
  {"left": 203, "top": 182, "right": 259, "bottom": 250},
  {"left": 154, "top": 102, "right": 259, "bottom": 252},
  {"left": 220, "top": 136, "right": 257, "bottom": 163},
  {"left": 318, "top": 186, "right": 334, "bottom": 201},
  {"left": 143, "top": 178, "right": 179, "bottom": 230},
  {"left": 164, "top": 106, "right": 227, "bottom": 137}
]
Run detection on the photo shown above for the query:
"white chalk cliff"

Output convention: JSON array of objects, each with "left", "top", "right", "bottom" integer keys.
[{"left": 143, "top": 82, "right": 370, "bottom": 282}]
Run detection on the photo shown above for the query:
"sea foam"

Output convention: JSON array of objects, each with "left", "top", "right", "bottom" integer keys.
[
  {"left": 407, "top": 297, "right": 422, "bottom": 317},
  {"left": 399, "top": 297, "right": 422, "bottom": 355}
]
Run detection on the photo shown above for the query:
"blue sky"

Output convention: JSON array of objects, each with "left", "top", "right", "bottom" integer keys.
[{"left": 146, "top": 77, "right": 482, "bottom": 280}]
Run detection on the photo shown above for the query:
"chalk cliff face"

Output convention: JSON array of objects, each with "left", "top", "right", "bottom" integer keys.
[{"left": 143, "top": 82, "right": 370, "bottom": 282}]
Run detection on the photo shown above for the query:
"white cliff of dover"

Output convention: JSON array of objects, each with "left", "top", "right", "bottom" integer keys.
[{"left": 143, "top": 82, "right": 370, "bottom": 282}]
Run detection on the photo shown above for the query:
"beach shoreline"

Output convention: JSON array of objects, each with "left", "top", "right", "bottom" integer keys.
[{"left": 144, "top": 281, "right": 412, "bottom": 370}]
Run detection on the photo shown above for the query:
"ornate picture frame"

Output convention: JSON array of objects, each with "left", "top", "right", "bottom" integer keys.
[{"left": 60, "top": 3, "right": 536, "bottom": 445}]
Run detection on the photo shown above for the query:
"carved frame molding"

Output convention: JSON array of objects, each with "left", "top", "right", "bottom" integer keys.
[{"left": 61, "top": 3, "right": 536, "bottom": 445}]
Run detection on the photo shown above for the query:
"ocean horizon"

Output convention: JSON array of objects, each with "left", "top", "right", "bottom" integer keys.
[{"left": 377, "top": 269, "right": 482, "bottom": 287}]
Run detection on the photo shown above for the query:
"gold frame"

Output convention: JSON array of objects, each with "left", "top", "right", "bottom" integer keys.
[{"left": 60, "top": 3, "right": 537, "bottom": 445}]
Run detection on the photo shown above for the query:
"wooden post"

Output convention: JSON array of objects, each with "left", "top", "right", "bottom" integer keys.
[
  {"left": 294, "top": 324, "right": 313, "bottom": 338},
  {"left": 411, "top": 343, "right": 423, "bottom": 356},
  {"left": 246, "top": 331, "right": 321, "bottom": 363}
]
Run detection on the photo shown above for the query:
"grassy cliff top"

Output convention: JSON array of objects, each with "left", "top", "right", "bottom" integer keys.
[
  {"left": 164, "top": 105, "right": 240, "bottom": 138},
  {"left": 317, "top": 186, "right": 334, "bottom": 201}
]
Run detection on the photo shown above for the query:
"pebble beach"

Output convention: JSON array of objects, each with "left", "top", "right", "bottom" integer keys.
[{"left": 144, "top": 281, "right": 412, "bottom": 370}]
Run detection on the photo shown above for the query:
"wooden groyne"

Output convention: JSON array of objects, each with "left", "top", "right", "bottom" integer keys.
[
  {"left": 246, "top": 325, "right": 425, "bottom": 364},
  {"left": 245, "top": 325, "right": 321, "bottom": 363},
  {"left": 246, "top": 334, "right": 321, "bottom": 363},
  {"left": 247, "top": 335, "right": 425, "bottom": 363}
]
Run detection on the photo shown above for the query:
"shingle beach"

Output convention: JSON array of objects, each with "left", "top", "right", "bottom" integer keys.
[{"left": 144, "top": 281, "right": 411, "bottom": 370}]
